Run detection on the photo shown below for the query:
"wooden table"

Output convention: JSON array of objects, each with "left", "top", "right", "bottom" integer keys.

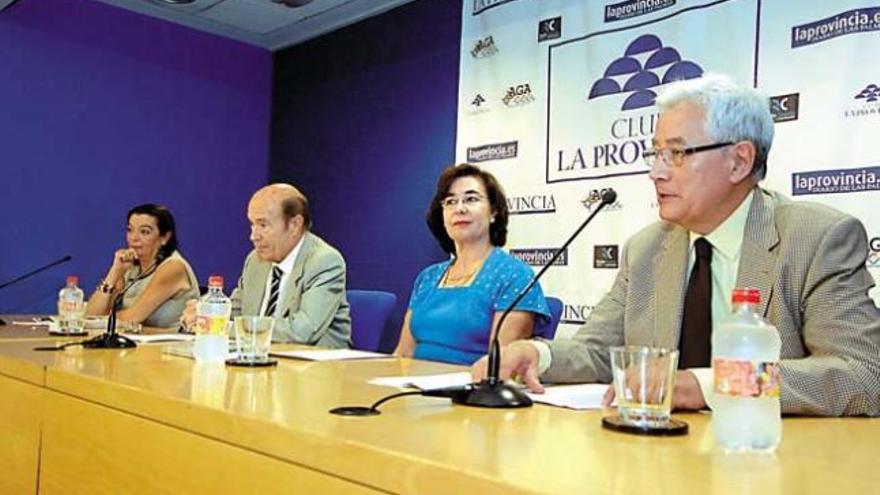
[{"left": 0, "top": 339, "right": 877, "bottom": 494}]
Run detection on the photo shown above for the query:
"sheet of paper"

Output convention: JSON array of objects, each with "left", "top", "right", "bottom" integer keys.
[
  {"left": 12, "top": 316, "right": 123, "bottom": 330},
  {"left": 270, "top": 349, "right": 390, "bottom": 361},
  {"left": 162, "top": 343, "right": 238, "bottom": 361},
  {"left": 122, "top": 333, "right": 195, "bottom": 344},
  {"left": 84, "top": 316, "right": 109, "bottom": 329},
  {"left": 369, "top": 372, "right": 473, "bottom": 390},
  {"left": 526, "top": 384, "right": 610, "bottom": 410},
  {"left": 11, "top": 320, "right": 51, "bottom": 326}
]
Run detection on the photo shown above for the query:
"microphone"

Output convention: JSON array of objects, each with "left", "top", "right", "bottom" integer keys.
[
  {"left": 0, "top": 255, "right": 73, "bottom": 290},
  {"left": 451, "top": 188, "right": 618, "bottom": 408},
  {"left": 0, "top": 255, "right": 73, "bottom": 325}
]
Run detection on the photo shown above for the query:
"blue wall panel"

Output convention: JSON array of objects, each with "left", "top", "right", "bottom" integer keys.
[
  {"left": 271, "top": 0, "right": 462, "bottom": 350},
  {"left": 0, "top": 0, "right": 272, "bottom": 312}
]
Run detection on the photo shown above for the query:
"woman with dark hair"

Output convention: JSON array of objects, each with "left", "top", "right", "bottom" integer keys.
[
  {"left": 394, "top": 164, "right": 550, "bottom": 365},
  {"left": 86, "top": 204, "right": 199, "bottom": 328}
]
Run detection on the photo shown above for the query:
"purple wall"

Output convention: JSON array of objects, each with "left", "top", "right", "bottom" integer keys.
[
  {"left": 271, "top": 0, "right": 461, "bottom": 350},
  {"left": 0, "top": 0, "right": 272, "bottom": 312}
]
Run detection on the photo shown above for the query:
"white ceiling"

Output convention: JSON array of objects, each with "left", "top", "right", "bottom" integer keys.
[{"left": 94, "top": 0, "right": 416, "bottom": 51}]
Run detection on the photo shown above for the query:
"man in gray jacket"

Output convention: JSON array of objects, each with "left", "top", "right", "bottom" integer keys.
[
  {"left": 234, "top": 183, "right": 351, "bottom": 348},
  {"left": 474, "top": 75, "right": 880, "bottom": 416},
  {"left": 185, "top": 184, "right": 351, "bottom": 348}
]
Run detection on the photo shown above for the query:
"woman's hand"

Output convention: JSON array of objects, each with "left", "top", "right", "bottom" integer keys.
[{"left": 110, "top": 248, "right": 138, "bottom": 276}]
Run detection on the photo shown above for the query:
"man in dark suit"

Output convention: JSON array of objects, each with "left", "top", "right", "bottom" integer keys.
[{"left": 474, "top": 74, "right": 880, "bottom": 416}]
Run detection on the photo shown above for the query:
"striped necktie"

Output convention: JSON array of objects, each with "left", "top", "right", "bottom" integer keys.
[{"left": 264, "top": 266, "right": 282, "bottom": 317}]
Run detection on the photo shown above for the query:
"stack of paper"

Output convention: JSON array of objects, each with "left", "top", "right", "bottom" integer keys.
[
  {"left": 123, "top": 333, "right": 195, "bottom": 344},
  {"left": 526, "top": 384, "right": 610, "bottom": 410}
]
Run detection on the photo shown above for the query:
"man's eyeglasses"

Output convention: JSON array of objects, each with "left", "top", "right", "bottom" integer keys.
[
  {"left": 642, "top": 142, "right": 734, "bottom": 168},
  {"left": 441, "top": 194, "right": 485, "bottom": 209}
]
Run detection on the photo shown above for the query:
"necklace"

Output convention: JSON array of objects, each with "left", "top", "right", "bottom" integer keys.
[
  {"left": 444, "top": 266, "right": 480, "bottom": 284},
  {"left": 442, "top": 251, "right": 490, "bottom": 287}
]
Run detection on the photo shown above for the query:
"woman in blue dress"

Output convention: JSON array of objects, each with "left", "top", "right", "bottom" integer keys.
[{"left": 394, "top": 164, "right": 550, "bottom": 365}]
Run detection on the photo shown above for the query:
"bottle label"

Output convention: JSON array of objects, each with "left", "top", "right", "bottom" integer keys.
[
  {"left": 194, "top": 315, "right": 228, "bottom": 336},
  {"left": 713, "top": 359, "right": 780, "bottom": 398},
  {"left": 59, "top": 301, "right": 82, "bottom": 313}
]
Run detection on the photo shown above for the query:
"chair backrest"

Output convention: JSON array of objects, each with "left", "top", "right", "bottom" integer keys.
[
  {"left": 535, "top": 296, "right": 564, "bottom": 340},
  {"left": 346, "top": 289, "right": 398, "bottom": 352}
]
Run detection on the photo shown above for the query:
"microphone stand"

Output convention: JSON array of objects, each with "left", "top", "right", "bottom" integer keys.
[
  {"left": 81, "top": 298, "right": 137, "bottom": 349},
  {"left": 0, "top": 255, "right": 73, "bottom": 325},
  {"left": 81, "top": 281, "right": 137, "bottom": 349},
  {"left": 452, "top": 189, "right": 618, "bottom": 408}
]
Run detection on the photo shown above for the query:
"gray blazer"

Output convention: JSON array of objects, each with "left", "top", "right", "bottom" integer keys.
[
  {"left": 231, "top": 232, "right": 352, "bottom": 349},
  {"left": 543, "top": 188, "right": 880, "bottom": 416}
]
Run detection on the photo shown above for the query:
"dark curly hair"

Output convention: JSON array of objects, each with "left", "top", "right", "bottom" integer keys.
[
  {"left": 426, "top": 163, "right": 509, "bottom": 254},
  {"left": 127, "top": 203, "right": 179, "bottom": 262}
]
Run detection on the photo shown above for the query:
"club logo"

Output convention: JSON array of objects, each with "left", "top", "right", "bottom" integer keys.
[
  {"left": 466, "top": 93, "right": 490, "bottom": 115},
  {"left": 604, "top": 0, "right": 676, "bottom": 23},
  {"left": 581, "top": 188, "right": 623, "bottom": 212},
  {"left": 855, "top": 84, "right": 880, "bottom": 103},
  {"left": 545, "top": 0, "right": 758, "bottom": 185},
  {"left": 502, "top": 83, "right": 535, "bottom": 107},
  {"left": 792, "top": 7, "right": 880, "bottom": 48},
  {"left": 538, "top": 17, "right": 562, "bottom": 42},
  {"left": 467, "top": 141, "right": 518, "bottom": 163},
  {"left": 587, "top": 34, "right": 703, "bottom": 111},
  {"left": 472, "top": 0, "right": 520, "bottom": 16},
  {"left": 868, "top": 236, "right": 880, "bottom": 267},
  {"left": 844, "top": 83, "right": 880, "bottom": 118},
  {"left": 509, "top": 248, "right": 567, "bottom": 267},
  {"left": 792, "top": 166, "right": 880, "bottom": 196},
  {"left": 470, "top": 35, "right": 498, "bottom": 58},
  {"left": 594, "top": 245, "right": 620, "bottom": 269},
  {"left": 769, "top": 93, "right": 799, "bottom": 122}
]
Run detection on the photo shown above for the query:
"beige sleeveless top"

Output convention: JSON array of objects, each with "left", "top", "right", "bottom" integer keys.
[{"left": 121, "top": 251, "right": 200, "bottom": 328}]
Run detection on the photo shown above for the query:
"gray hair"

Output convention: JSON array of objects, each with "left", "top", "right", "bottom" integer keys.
[{"left": 655, "top": 74, "right": 774, "bottom": 181}]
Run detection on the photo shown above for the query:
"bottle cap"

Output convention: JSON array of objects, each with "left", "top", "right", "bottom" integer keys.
[
  {"left": 66, "top": 275, "right": 79, "bottom": 286},
  {"left": 208, "top": 275, "right": 224, "bottom": 288},
  {"left": 731, "top": 288, "right": 760, "bottom": 304}
]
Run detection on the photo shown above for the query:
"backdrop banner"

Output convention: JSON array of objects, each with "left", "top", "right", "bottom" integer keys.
[{"left": 457, "top": 0, "right": 880, "bottom": 338}]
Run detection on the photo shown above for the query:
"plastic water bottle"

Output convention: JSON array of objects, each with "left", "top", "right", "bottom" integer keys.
[
  {"left": 193, "top": 275, "right": 231, "bottom": 363},
  {"left": 712, "top": 288, "right": 782, "bottom": 453},
  {"left": 57, "top": 276, "right": 85, "bottom": 334}
]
